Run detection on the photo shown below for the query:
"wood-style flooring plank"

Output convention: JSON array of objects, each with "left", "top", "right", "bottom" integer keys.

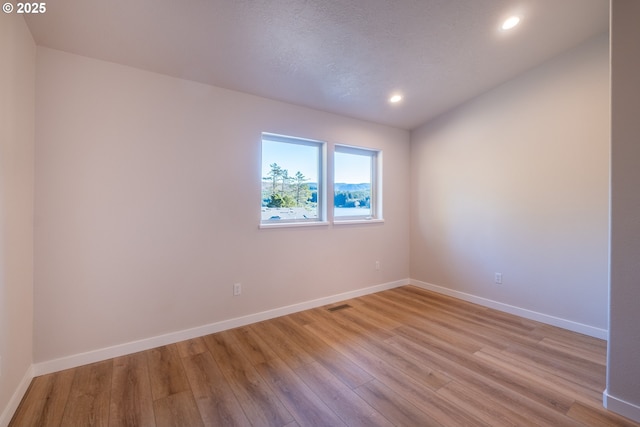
[
  {"left": 353, "top": 380, "right": 442, "bottom": 426},
  {"left": 59, "top": 360, "right": 113, "bottom": 427},
  {"left": 393, "top": 286, "right": 542, "bottom": 335},
  {"left": 340, "top": 297, "right": 406, "bottom": 330},
  {"left": 501, "top": 340, "right": 606, "bottom": 392},
  {"left": 11, "top": 286, "right": 640, "bottom": 427},
  {"left": 269, "top": 315, "right": 373, "bottom": 389},
  {"left": 362, "top": 292, "right": 518, "bottom": 352},
  {"left": 153, "top": 391, "right": 204, "bottom": 427},
  {"left": 249, "top": 319, "right": 316, "bottom": 370},
  {"left": 377, "top": 288, "right": 542, "bottom": 348},
  {"left": 202, "top": 331, "right": 246, "bottom": 373},
  {"left": 538, "top": 336, "right": 607, "bottom": 366},
  {"left": 436, "top": 379, "right": 535, "bottom": 427},
  {"left": 321, "top": 304, "right": 396, "bottom": 342},
  {"left": 385, "top": 334, "right": 585, "bottom": 427},
  {"left": 109, "top": 352, "right": 155, "bottom": 427},
  {"left": 474, "top": 345, "right": 604, "bottom": 404},
  {"left": 535, "top": 323, "right": 608, "bottom": 352},
  {"left": 202, "top": 329, "right": 294, "bottom": 426},
  {"left": 9, "top": 369, "right": 74, "bottom": 427},
  {"left": 254, "top": 357, "right": 347, "bottom": 427},
  {"left": 303, "top": 308, "right": 452, "bottom": 392},
  {"left": 175, "top": 337, "right": 208, "bottom": 358},
  {"left": 227, "top": 325, "right": 278, "bottom": 365},
  {"left": 182, "top": 351, "right": 250, "bottom": 426},
  {"left": 303, "top": 315, "right": 487, "bottom": 426},
  {"left": 147, "top": 344, "right": 191, "bottom": 401},
  {"left": 567, "top": 401, "right": 640, "bottom": 427},
  {"left": 294, "top": 361, "right": 394, "bottom": 427},
  {"left": 393, "top": 322, "right": 576, "bottom": 414},
  {"left": 220, "top": 363, "right": 294, "bottom": 427}
]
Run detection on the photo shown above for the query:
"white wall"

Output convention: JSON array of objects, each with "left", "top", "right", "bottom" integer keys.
[
  {"left": 606, "top": 0, "right": 640, "bottom": 422},
  {"left": 0, "top": 14, "right": 35, "bottom": 426},
  {"left": 34, "top": 47, "right": 410, "bottom": 364},
  {"left": 410, "top": 34, "right": 610, "bottom": 335}
]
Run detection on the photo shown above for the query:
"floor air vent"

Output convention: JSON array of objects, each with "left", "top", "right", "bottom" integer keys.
[{"left": 327, "top": 304, "right": 352, "bottom": 312}]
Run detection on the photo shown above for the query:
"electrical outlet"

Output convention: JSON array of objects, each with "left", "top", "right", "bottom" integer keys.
[
  {"left": 495, "top": 273, "right": 503, "bottom": 284},
  {"left": 233, "top": 283, "right": 242, "bottom": 296},
  {"left": 375, "top": 261, "right": 380, "bottom": 271}
]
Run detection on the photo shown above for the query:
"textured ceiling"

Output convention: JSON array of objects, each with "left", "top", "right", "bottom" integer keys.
[{"left": 25, "top": 0, "right": 609, "bottom": 130}]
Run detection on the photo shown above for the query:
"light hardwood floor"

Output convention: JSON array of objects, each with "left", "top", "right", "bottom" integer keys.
[{"left": 10, "top": 286, "right": 640, "bottom": 426}]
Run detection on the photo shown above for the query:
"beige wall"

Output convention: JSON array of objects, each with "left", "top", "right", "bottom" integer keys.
[
  {"left": 0, "top": 14, "right": 35, "bottom": 424},
  {"left": 34, "top": 47, "right": 410, "bottom": 363},
  {"left": 410, "top": 34, "right": 610, "bottom": 332},
  {"left": 606, "top": 0, "right": 640, "bottom": 421}
]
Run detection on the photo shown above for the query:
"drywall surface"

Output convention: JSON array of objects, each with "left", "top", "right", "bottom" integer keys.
[
  {"left": 410, "top": 34, "right": 610, "bottom": 331},
  {"left": 34, "top": 47, "right": 410, "bottom": 362},
  {"left": 0, "top": 14, "right": 35, "bottom": 424},
  {"left": 606, "top": 0, "right": 640, "bottom": 421}
]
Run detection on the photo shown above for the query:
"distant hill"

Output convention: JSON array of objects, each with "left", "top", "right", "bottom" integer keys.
[
  {"left": 307, "top": 183, "right": 370, "bottom": 192},
  {"left": 335, "top": 183, "right": 370, "bottom": 192}
]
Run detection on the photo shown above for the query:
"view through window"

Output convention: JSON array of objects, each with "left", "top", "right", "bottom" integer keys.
[
  {"left": 261, "top": 134, "right": 323, "bottom": 223},
  {"left": 334, "top": 145, "right": 379, "bottom": 219},
  {"left": 261, "top": 134, "right": 381, "bottom": 226}
]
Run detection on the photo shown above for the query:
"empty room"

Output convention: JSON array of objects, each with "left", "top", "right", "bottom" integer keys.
[{"left": 2, "top": 0, "right": 640, "bottom": 425}]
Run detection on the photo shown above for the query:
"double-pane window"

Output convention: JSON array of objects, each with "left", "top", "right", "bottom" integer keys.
[{"left": 260, "top": 133, "right": 381, "bottom": 227}]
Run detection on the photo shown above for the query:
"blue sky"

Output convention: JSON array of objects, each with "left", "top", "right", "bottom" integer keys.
[
  {"left": 334, "top": 151, "right": 371, "bottom": 184},
  {"left": 262, "top": 141, "right": 371, "bottom": 184}
]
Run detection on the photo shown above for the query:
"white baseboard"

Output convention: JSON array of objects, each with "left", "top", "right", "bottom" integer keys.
[
  {"left": 604, "top": 389, "right": 640, "bottom": 423},
  {"left": 33, "top": 279, "right": 409, "bottom": 376},
  {"left": 0, "top": 365, "right": 34, "bottom": 427},
  {"left": 410, "top": 279, "right": 608, "bottom": 339}
]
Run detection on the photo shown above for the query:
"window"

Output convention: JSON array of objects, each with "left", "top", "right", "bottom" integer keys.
[
  {"left": 261, "top": 133, "right": 326, "bottom": 226},
  {"left": 334, "top": 145, "right": 382, "bottom": 221}
]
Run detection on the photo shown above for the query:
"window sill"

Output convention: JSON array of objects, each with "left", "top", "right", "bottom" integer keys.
[
  {"left": 259, "top": 221, "right": 330, "bottom": 229},
  {"left": 333, "top": 218, "right": 385, "bottom": 225}
]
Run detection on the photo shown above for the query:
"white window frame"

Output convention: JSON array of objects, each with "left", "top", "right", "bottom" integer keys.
[
  {"left": 333, "top": 144, "right": 383, "bottom": 224},
  {"left": 260, "top": 133, "right": 328, "bottom": 228}
]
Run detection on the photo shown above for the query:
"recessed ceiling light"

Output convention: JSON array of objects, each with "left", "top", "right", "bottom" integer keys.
[
  {"left": 501, "top": 16, "right": 521, "bottom": 31},
  {"left": 389, "top": 94, "right": 403, "bottom": 103}
]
